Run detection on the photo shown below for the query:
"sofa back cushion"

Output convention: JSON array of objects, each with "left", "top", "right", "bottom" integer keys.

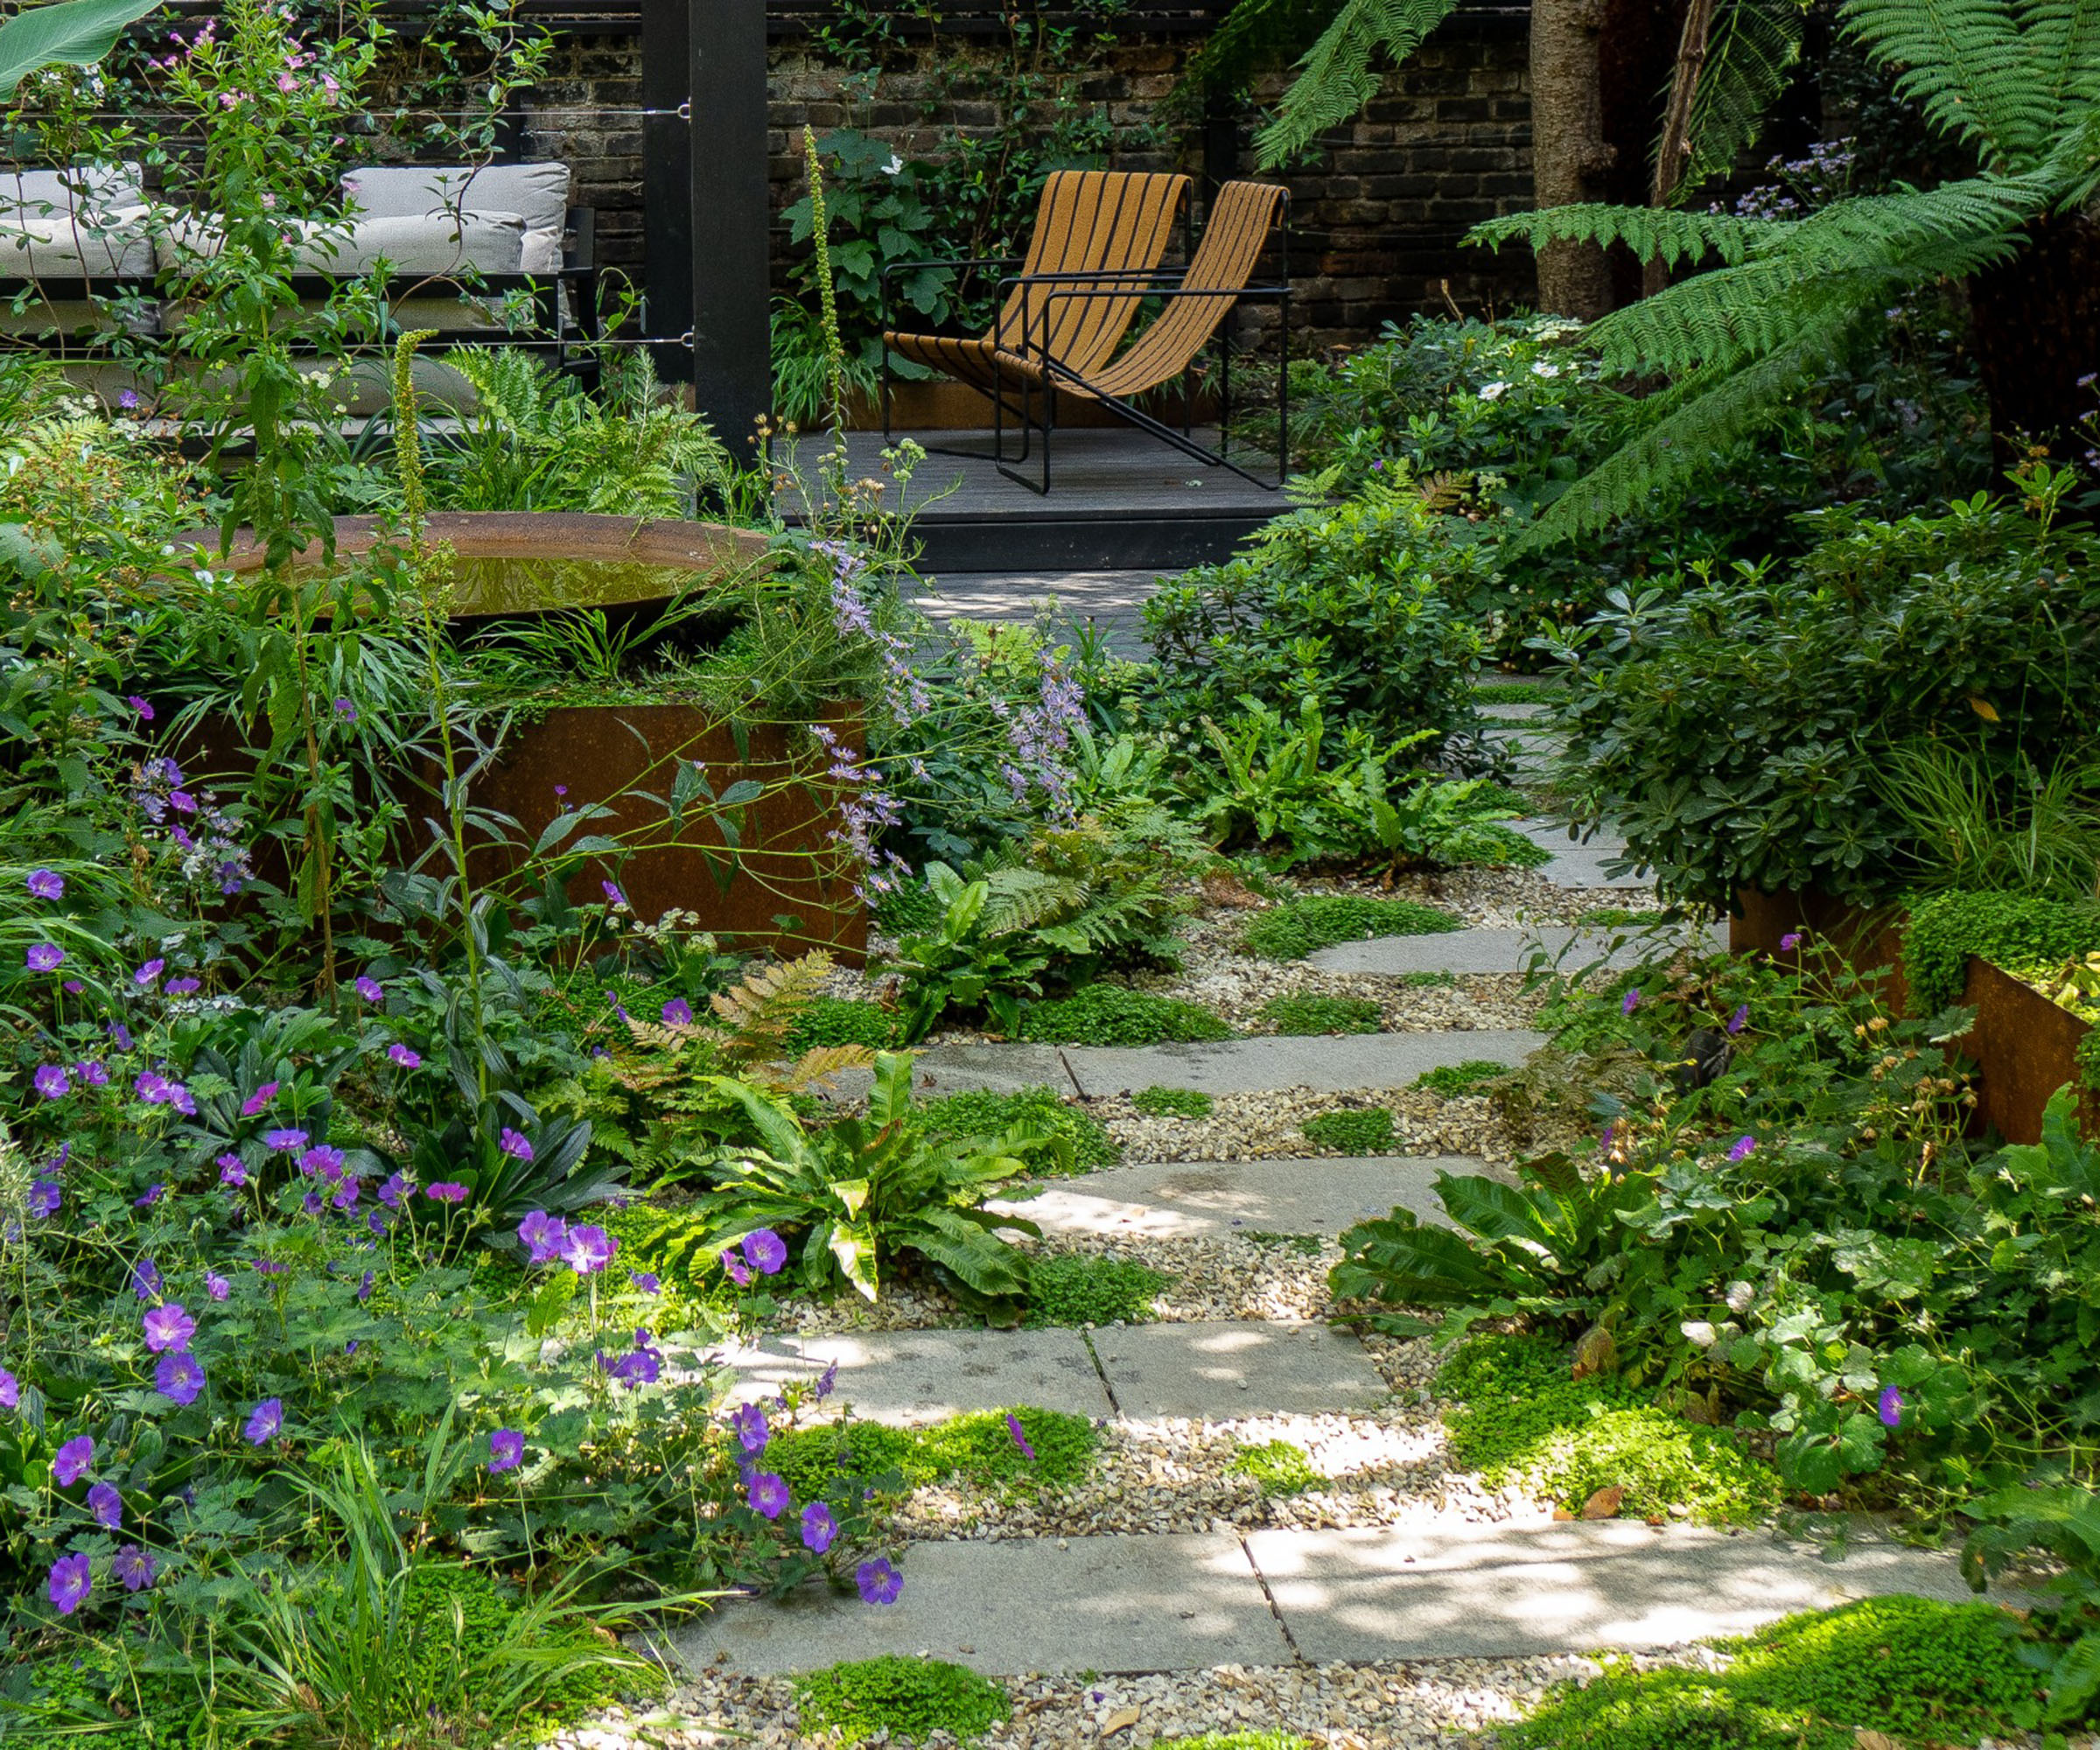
[
  {"left": 341, "top": 163, "right": 568, "bottom": 272},
  {"left": 0, "top": 163, "right": 145, "bottom": 225}
]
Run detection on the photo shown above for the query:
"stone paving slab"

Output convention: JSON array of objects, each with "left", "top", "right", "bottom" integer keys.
[
  {"left": 988, "top": 1155, "right": 1501, "bottom": 1240},
  {"left": 1245, "top": 1522, "right": 1984, "bottom": 1662},
  {"left": 1515, "top": 820, "right": 1650, "bottom": 890},
  {"left": 1093, "top": 1320, "right": 1390, "bottom": 1419},
  {"left": 795, "top": 1327, "right": 1112, "bottom": 1425},
  {"left": 678, "top": 1531, "right": 1291, "bottom": 1676},
  {"left": 1061, "top": 1030, "right": 1544, "bottom": 1097},
  {"left": 1308, "top": 924, "right": 1718, "bottom": 977}
]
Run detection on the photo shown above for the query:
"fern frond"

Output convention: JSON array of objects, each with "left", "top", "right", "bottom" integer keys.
[
  {"left": 1180, "top": 0, "right": 1341, "bottom": 99},
  {"left": 1674, "top": 0, "right": 1806, "bottom": 193},
  {"left": 1466, "top": 205, "right": 1770, "bottom": 268},
  {"left": 978, "top": 866, "right": 1089, "bottom": 938},
  {"left": 708, "top": 951, "right": 833, "bottom": 1059},
  {"left": 1840, "top": 0, "right": 2099, "bottom": 170},
  {"left": 1253, "top": 0, "right": 1460, "bottom": 166},
  {"left": 772, "top": 1043, "right": 878, "bottom": 1093}
]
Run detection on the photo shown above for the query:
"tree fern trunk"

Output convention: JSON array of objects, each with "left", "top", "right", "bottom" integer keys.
[
  {"left": 1966, "top": 212, "right": 2100, "bottom": 467},
  {"left": 1530, "top": 0, "right": 1616, "bottom": 318}
]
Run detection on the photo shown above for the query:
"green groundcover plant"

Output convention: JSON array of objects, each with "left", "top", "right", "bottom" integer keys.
[
  {"left": 795, "top": 1654, "right": 1012, "bottom": 1748},
  {"left": 1241, "top": 895, "right": 1462, "bottom": 961}
]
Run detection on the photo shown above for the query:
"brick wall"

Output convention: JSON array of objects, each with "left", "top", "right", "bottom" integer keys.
[{"left": 514, "top": 9, "right": 1535, "bottom": 355}]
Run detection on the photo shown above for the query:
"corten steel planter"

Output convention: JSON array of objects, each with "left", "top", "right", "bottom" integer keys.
[{"left": 201, "top": 513, "right": 865, "bottom": 960}]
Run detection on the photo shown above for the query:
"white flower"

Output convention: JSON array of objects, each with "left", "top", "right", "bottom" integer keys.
[
  {"left": 1724, "top": 1281, "right": 1755, "bottom": 1314},
  {"left": 1680, "top": 1320, "right": 1719, "bottom": 1348},
  {"left": 882, "top": 153, "right": 905, "bottom": 177},
  {"left": 1478, "top": 381, "right": 1509, "bottom": 402},
  {"left": 1531, "top": 361, "right": 1561, "bottom": 378}
]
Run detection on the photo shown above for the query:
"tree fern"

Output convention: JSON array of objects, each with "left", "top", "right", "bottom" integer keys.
[
  {"left": 1251, "top": 0, "right": 1459, "bottom": 166},
  {"left": 1673, "top": 0, "right": 1807, "bottom": 195},
  {"left": 1470, "top": 205, "right": 1774, "bottom": 270}
]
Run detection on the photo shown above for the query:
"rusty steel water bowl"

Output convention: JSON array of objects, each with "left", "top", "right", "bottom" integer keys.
[{"left": 190, "top": 512, "right": 865, "bottom": 962}]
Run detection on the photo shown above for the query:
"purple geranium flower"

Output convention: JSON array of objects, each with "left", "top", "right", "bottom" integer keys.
[
  {"left": 113, "top": 1545, "right": 155, "bottom": 1592},
  {"left": 377, "top": 1172, "right": 411, "bottom": 1209},
  {"left": 26, "top": 869, "right": 63, "bottom": 900},
  {"left": 262, "top": 1129, "right": 309, "bottom": 1153},
  {"left": 1620, "top": 987, "right": 1640, "bottom": 1015},
  {"left": 661, "top": 998, "right": 694, "bottom": 1027},
  {"left": 630, "top": 1270, "right": 661, "bottom": 1294},
  {"left": 601, "top": 880, "right": 624, "bottom": 906},
  {"left": 47, "top": 1552, "right": 91, "bottom": 1615},
  {"left": 743, "top": 1229, "right": 788, "bottom": 1277},
  {"left": 518, "top": 1210, "right": 567, "bottom": 1263},
  {"left": 1727, "top": 1135, "right": 1756, "bottom": 1162},
  {"left": 219, "top": 1158, "right": 248, "bottom": 1187},
  {"left": 856, "top": 1558, "right": 903, "bottom": 1605},
  {"left": 0, "top": 1368, "right": 18, "bottom": 1409},
  {"left": 26, "top": 942, "right": 64, "bottom": 972},
  {"left": 720, "top": 1250, "right": 752, "bottom": 1288},
  {"left": 355, "top": 976, "right": 382, "bottom": 1002},
  {"left": 243, "top": 1398, "right": 283, "bottom": 1445},
  {"left": 240, "top": 1082, "right": 279, "bottom": 1117},
  {"left": 135, "top": 1183, "right": 164, "bottom": 1208},
  {"left": 561, "top": 1224, "right": 616, "bottom": 1275},
  {"left": 488, "top": 1428, "right": 524, "bottom": 1474},
  {"left": 1727, "top": 1004, "right": 1749, "bottom": 1035},
  {"left": 205, "top": 1272, "right": 229, "bottom": 1301},
  {"left": 746, "top": 1472, "right": 791, "bottom": 1520},
  {"left": 387, "top": 1043, "right": 422, "bottom": 1068},
  {"left": 300, "top": 1144, "right": 345, "bottom": 1181},
  {"left": 134, "top": 958, "right": 164, "bottom": 986},
  {"left": 424, "top": 1182, "right": 467, "bottom": 1204},
  {"left": 88, "top": 1480, "right": 122, "bottom": 1529},
  {"left": 33, "top": 1065, "right": 69, "bottom": 1101},
  {"left": 1005, "top": 1413, "right": 1035, "bottom": 1460},
  {"left": 127, "top": 695, "right": 153, "bottom": 720},
  {"left": 1779, "top": 932, "right": 1802, "bottom": 951},
  {"left": 1879, "top": 1385, "right": 1905, "bottom": 1428},
  {"left": 28, "top": 1179, "right": 60, "bottom": 1218},
  {"left": 165, "top": 978, "right": 199, "bottom": 998},
  {"left": 75, "top": 1060, "right": 107, "bottom": 1087},
  {"left": 802, "top": 1501, "right": 838, "bottom": 1553},
  {"left": 498, "top": 1128, "right": 534, "bottom": 1163},
  {"left": 731, "top": 1403, "right": 770, "bottom": 1454},
  {"left": 130, "top": 1258, "right": 160, "bottom": 1299},
  {"left": 154, "top": 1349, "right": 205, "bottom": 1406},
  {"left": 142, "top": 1303, "right": 195, "bottom": 1354},
  {"left": 53, "top": 1435, "right": 94, "bottom": 1486}
]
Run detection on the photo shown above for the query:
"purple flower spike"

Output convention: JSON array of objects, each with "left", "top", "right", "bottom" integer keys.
[
  {"left": 26, "top": 942, "right": 64, "bottom": 972},
  {"left": 47, "top": 1553, "right": 91, "bottom": 1615},
  {"left": 1005, "top": 1413, "right": 1036, "bottom": 1460},
  {"left": 88, "top": 1480, "right": 122, "bottom": 1529},
  {"left": 26, "top": 869, "right": 63, "bottom": 900},
  {"left": 815, "top": 1360, "right": 838, "bottom": 1403},
  {"left": 489, "top": 1428, "right": 525, "bottom": 1474},
  {"left": 112, "top": 1544, "right": 156, "bottom": 1592},
  {"left": 747, "top": 1472, "right": 790, "bottom": 1520},
  {"left": 1878, "top": 1385, "right": 1905, "bottom": 1429},
  {"left": 142, "top": 1303, "right": 196, "bottom": 1354},
  {"left": 53, "top": 1435, "right": 94, "bottom": 1486},
  {"left": 154, "top": 1349, "right": 205, "bottom": 1407},
  {"left": 802, "top": 1501, "right": 838, "bottom": 1553},
  {"left": 856, "top": 1557, "right": 903, "bottom": 1605},
  {"left": 743, "top": 1229, "right": 788, "bottom": 1277},
  {"left": 1727, "top": 1135, "right": 1756, "bottom": 1163}
]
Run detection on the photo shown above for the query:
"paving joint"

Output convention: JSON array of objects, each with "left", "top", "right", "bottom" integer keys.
[
  {"left": 1241, "top": 1534, "right": 1307, "bottom": 1664},
  {"left": 1055, "top": 1046, "right": 1087, "bottom": 1100},
  {"left": 1078, "top": 1326, "right": 1124, "bottom": 1417}
]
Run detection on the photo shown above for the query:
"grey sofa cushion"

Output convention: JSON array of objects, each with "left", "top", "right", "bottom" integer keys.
[
  {"left": 0, "top": 163, "right": 145, "bottom": 226},
  {"left": 298, "top": 210, "right": 527, "bottom": 276},
  {"left": 0, "top": 212, "right": 154, "bottom": 276},
  {"left": 341, "top": 163, "right": 569, "bottom": 273}
]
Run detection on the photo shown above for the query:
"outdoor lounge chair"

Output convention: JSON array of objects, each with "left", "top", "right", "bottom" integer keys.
[
  {"left": 989, "top": 178, "right": 1291, "bottom": 494},
  {"left": 879, "top": 167, "right": 1191, "bottom": 449}
]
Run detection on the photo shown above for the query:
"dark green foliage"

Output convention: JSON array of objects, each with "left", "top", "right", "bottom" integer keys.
[
  {"left": 1902, "top": 890, "right": 2100, "bottom": 1014},
  {"left": 1228, "top": 1438, "right": 1321, "bottom": 1496},
  {"left": 785, "top": 997, "right": 899, "bottom": 1054},
  {"left": 768, "top": 1407, "right": 1099, "bottom": 1508},
  {"left": 794, "top": 1656, "right": 1012, "bottom": 1748},
  {"left": 1412, "top": 1058, "right": 1508, "bottom": 1096},
  {"left": 1131, "top": 1084, "right": 1215, "bottom": 1119},
  {"left": 1016, "top": 985, "right": 1233, "bottom": 1046},
  {"left": 1262, "top": 992, "right": 1384, "bottom": 1035},
  {"left": 1503, "top": 1598, "right": 2043, "bottom": 1750},
  {"left": 1241, "top": 895, "right": 1462, "bottom": 961},
  {"left": 1474, "top": 682, "right": 1565, "bottom": 705},
  {"left": 1244, "top": 1230, "right": 1324, "bottom": 1256},
  {"left": 1404, "top": 970, "right": 1459, "bottom": 989},
  {"left": 916, "top": 1086, "right": 1122, "bottom": 1174},
  {"left": 1964, "top": 1483, "right": 2100, "bottom": 1724},
  {"left": 1302, "top": 1108, "right": 1397, "bottom": 1153},
  {"left": 1550, "top": 500, "right": 2100, "bottom": 906},
  {"left": 1025, "top": 1253, "right": 1172, "bottom": 1327}
]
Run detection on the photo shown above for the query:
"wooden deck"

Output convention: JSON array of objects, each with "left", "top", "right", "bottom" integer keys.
[{"left": 775, "top": 428, "right": 1287, "bottom": 572}]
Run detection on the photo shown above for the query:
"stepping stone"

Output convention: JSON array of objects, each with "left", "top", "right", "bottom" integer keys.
[
  {"left": 1474, "top": 700, "right": 1555, "bottom": 720},
  {"left": 677, "top": 1531, "right": 1291, "bottom": 1676},
  {"left": 1308, "top": 924, "right": 1718, "bottom": 977},
  {"left": 1092, "top": 1320, "right": 1389, "bottom": 1419},
  {"left": 1061, "top": 1030, "right": 1544, "bottom": 1098},
  {"left": 912, "top": 1042, "right": 1074, "bottom": 1097},
  {"left": 990, "top": 1154, "right": 1501, "bottom": 1240},
  {"left": 1515, "top": 819, "right": 1649, "bottom": 890},
  {"left": 795, "top": 1327, "right": 1112, "bottom": 1425},
  {"left": 1244, "top": 1522, "right": 1985, "bottom": 1662}
]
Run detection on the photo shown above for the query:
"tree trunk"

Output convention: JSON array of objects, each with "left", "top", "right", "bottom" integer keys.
[
  {"left": 1530, "top": 0, "right": 1616, "bottom": 318},
  {"left": 1965, "top": 210, "right": 2100, "bottom": 466},
  {"left": 1644, "top": 0, "right": 1720, "bottom": 295}
]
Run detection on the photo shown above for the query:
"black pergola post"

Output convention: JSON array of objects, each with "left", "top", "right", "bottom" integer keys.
[
  {"left": 640, "top": 0, "right": 692, "bottom": 382},
  {"left": 688, "top": 0, "right": 772, "bottom": 448}
]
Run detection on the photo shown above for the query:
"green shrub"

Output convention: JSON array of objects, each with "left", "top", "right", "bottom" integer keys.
[
  {"left": 795, "top": 1656, "right": 1012, "bottom": 1747},
  {"left": 1302, "top": 1108, "right": 1397, "bottom": 1153},
  {"left": 1017, "top": 985, "right": 1233, "bottom": 1046},
  {"left": 1261, "top": 992, "right": 1385, "bottom": 1035},
  {"left": 1902, "top": 889, "right": 2100, "bottom": 1014},
  {"left": 1242, "top": 896, "right": 1461, "bottom": 961},
  {"left": 1025, "top": 1253, "right": 1171, "bottom": 1326},
  {"left": 768, "top": 1406, "right": 1099, "bottom": 1507},
  {"left": 1131, "top": 1084, "right": 1215, "bottom": 1118},
  {"left": 916, "top": 1085, "right": 1121, "bottom": 1173},
  {"left": 1502, "top": 1597, "right": 2041, "bottom": 1750},
  {"left": 1228, "top": 1438, "right": 1322, "bottom": 1496},
  {"left": 1412, "top": 1059, "right": 1508, "bottom": 1096},
  {"left": 1474, "top": 682, "right": 1564, "bottom": 705},
  {"left": 785, "top": 997, "right": 899, "bottom": 1053}
]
